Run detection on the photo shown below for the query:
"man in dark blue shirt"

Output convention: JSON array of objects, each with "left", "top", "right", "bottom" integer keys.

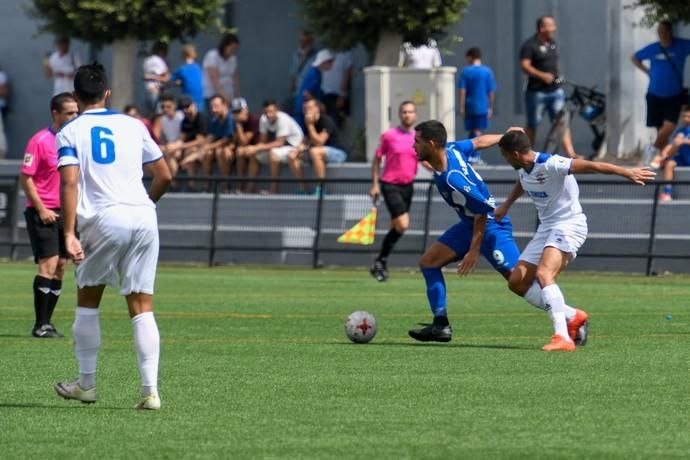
[{"left": 632, "top": 20, "right": 690, "bottom": 164}]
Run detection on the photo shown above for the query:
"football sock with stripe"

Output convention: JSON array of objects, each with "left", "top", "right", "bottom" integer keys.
[
  {"left": 33, "top": 275, "right": 52, "bottom": 327},
  {"left": 47, "top": 279, "right": 62, "bottom": 324},
  {"left": 73, "top": 307, "right": 100, "bottom": 390},
  {"left": 524, "top": 280, "right": 576, "bottom": 319}
]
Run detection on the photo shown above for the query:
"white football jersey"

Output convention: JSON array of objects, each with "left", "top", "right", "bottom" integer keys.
[
  {"left": 57, "top": 108, "right": 163, "bottom": 221},
  {"left": 518, "top": 153, "right": 586, "bottom": 228}
]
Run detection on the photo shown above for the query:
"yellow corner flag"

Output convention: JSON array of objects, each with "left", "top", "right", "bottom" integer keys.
[{"left": 337, "top": 207, "right": 377, "bottom": 245}]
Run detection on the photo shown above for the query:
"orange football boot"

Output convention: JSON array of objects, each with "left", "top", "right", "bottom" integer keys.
[
  {"left": 567, "top": 309, "right": 589, "bottom": 345},
  {"left": 542, "top": 334, "right": 576, "bottom": 352}
]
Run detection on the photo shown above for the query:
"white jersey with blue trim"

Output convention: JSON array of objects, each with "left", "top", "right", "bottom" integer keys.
[
  {"left": 518, "top": 153, "right": 586, "bottom": 228},
  {"left": 57, "top": 108, "right": 163, "bottom": 221},
  {"left": 433, "top": 140, "right": 500, "bottom": 226}
]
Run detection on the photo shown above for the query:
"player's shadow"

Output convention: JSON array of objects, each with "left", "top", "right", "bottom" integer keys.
[
  {"left": 341, "top": 341, "right": 534, "bottom": 351},
  {"left": 0, "top": 402, "right": 130, "bottom": 411}
]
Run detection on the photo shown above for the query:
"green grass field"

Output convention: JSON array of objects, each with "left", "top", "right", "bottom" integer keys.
[{"left": 1, "top": 262, "right": 688, "bottom": 459}]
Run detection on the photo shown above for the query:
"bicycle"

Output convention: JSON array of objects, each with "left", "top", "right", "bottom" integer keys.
[{"left": 542, "top": 80, "right": 607, "bottom": 160}]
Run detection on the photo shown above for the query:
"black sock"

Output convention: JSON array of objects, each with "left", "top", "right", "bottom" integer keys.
[
  {"left": 47, "top": 279, "right": 62, "bottom": 324},
  {"left": 433, "top": 315, "right": 449, "bottom": 327},
  {"left": 378, "top": 228, "right": 403, "bottom": 261},
  {"left": 33, "top": 275, "right": 52, "bottom": 327}
]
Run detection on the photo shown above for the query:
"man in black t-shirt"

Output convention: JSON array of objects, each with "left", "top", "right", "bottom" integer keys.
[
  {"left": 290, "top": 98, "right": 347, "bottom": 194},
  {"left": 176, "top": 96, "right": 208, "bottom": 189},
  {"left": 231, "top": 97, "right": 260, "bottom": 192},
  {"left": 520, "top": 16, "right": 576, "bottom": 158}
]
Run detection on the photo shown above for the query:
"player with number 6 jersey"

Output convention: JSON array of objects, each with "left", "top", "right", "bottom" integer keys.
[{"left": 54, "top": 63, "right": 172, "bottom": 410}]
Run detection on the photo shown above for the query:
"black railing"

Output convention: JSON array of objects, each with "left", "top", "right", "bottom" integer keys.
[{"left": 1, "top": 175, "right": 689, "bottom": 275}]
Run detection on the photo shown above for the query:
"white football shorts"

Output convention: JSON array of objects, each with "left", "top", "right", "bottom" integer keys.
[
  {"left": 256, "top": 145, "right": 295, "bottom": 164},
  {"left": 76, "top": 204, "right": 159, "bottom": 295},
  {"left": 519, "top": 220, "right": 588, "bottom": 265}
]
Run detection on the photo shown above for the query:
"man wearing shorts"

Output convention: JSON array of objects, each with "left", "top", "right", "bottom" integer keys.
[
  {"left": 369, "top": 101, "right": 417, "bottom": 282},
  {"left": 658, "top": 105, "right": 690, "bottom": 201},
  {"left": 54, "top": 63, "right": 172, "bottom": 409},
  {"left": 496, "top": 130, "right": 654, "bottom": 351},
  {"left": 20, "top": 92, "right": 78, "bottom": 338}
]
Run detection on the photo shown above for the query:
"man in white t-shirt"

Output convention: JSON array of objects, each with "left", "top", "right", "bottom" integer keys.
[
  {"left": 54, "top": 63, "right": 171, "bottom": 409},
  {"left": 142, "top": 41, "right": 169, "bottom": 116},
  {"left": 44, "top": 37, "right": 81, "bottom": 95},
  {"left": 495, "top": 130, "right": 655, "bottom": 351},
  {"left": 202, "top": 33, "right": 240, "bottom": 105},
  {"left": 399, "top": 39, "right": 442, "bottom": 69},
  {"left": 321, "top": 50, "right": 353, "bottom": 128},
  {"left": 242, "top": 99, "right": 303, "bottom": 194}
]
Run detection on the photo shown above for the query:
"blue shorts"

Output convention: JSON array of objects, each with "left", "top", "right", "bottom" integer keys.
[
  {"left": 323, "top": 146, "right": 347, "bottom": 163},
  {"left": 671, "top": 152, "right": 690, "bottom": 167},
  {"left": 525, "top": 88, "right": 566, "bottom": 129},
  {"left": 437, "top": 219, "right": 519, "bottom": 273},
  {"left": 464, "top": 114, "right": 488, "bottom": 132}
]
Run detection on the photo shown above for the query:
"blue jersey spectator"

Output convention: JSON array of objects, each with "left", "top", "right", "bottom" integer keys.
[
  {"left": 171, "top": 45, "right": 204, "bottom": 112},
  {"left": 660, "top": 106, "right": 690, "bottom": 201},
  {"left": 633, "top": 21, "right": 690, "bottom": 163},
  {"left": 293, "top": 49, "right": 334, "bottom": 125},
  {"left": 457, "top": 47, "right": 496, "bottom": 163}
]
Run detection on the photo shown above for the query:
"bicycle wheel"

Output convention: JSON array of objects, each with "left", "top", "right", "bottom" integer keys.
[{"left": 542, "top": 110, "right": 569, "bottom": 153}]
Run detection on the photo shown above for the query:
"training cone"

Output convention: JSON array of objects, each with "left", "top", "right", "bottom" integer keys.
[{"left": 337, "top": 207, "right": 377, "bottom": 245}]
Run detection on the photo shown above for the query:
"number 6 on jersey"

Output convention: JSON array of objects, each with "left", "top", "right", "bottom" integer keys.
[{"left": 91, "top": 126, "right": 115, "bottom": 164}]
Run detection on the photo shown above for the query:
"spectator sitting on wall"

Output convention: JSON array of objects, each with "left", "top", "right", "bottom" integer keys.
[
  {"left": 293, "top": 49, "right": 334, "bottom": 126},
  {"left": 171, "top": 44, "right": 205, "bottom": 113},
  {"left": 230, "top": 97, "right": 260, "bottom": 193},
  {"left": 153, "top": 93, "right": 184, "bottom": 163},
  {"left": 43, "top": 36, "right": 81, "bottom": 95},
  {"left": 243, "top": 100, "right": 304, "bottom": 194},
  {"left": 658, "top": 105, "right": 690, "bottom": 202},
  {"left": 398, "top": 39, "right": 442, "bottom": 69},
  {"left": 289, "top": 98, "right": 347, "bottom": 195},
  {"left": 203, "top": 33, "right": 240, "bottom": 108},
  {"left": 142, "top": 41, "right": 170, "bottom": 116}
]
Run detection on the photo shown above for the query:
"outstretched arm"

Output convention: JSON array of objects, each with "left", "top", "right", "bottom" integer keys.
[
  {"left": 570, "top": 159, "right": 656, "bottom": 185},
  {"left": 470, "top": 134, "right": 502, "bottom": 151},
  {"left": 494, "top": 180, "right": 524, "bottom": 221}
]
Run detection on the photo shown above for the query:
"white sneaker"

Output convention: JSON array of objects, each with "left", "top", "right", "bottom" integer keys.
[
  {"left": 54, "top": 379, "right": 97, "bottom": 404},
  {"left": 134, "top": 393, "right": 161, "bottom": 410}
]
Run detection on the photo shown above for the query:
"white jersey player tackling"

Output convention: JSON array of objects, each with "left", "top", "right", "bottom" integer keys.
[
  {"left": 54, "top": 63, "right": 172, "bottom": 408},
  {"left": 496, "top": 130, "right": 655, "bottom": 351}
]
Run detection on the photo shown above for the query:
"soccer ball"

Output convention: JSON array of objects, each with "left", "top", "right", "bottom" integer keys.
[{"left": 345, "top": 311, "right": 377, "bottom": 344}]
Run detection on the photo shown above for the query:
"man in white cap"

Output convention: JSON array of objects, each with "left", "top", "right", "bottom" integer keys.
[{"left": 293, "top": 49, "right": 334, "bottom": 126}]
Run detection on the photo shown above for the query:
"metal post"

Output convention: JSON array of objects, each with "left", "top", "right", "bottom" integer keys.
[
  {"left": 208, "top": 178, "right": 220, "bottom": 267},
  {"left": 645, "top": 183, "right": 661, "bottom": 276},
  {"left": 420, "top": 181, "right": 434, "bottom": 254},
  {"left": 311, "top": 180, "right": 325, "bottom": 269},
  {"left": 9, "top": 177, "right": 20, "bottom": 260}
]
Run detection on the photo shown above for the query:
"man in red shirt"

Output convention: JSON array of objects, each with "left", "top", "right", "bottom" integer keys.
[
  {"left": 369, "top": 101, "right": 418, "bottom": 281},
  {"left": 20, "top": 92, "right": 78, "bottom": 337}
]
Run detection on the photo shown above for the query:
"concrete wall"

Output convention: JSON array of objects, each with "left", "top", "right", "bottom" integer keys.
[{"left": 1, "top": 0, "right": 689, "bottom": 162}]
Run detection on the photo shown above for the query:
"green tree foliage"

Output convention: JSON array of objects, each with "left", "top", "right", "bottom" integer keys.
[
  {"left": 299, "top": 0, "right": 470, "bottom": 52},
  {"left": 630, "top": 0, "right": 690, "bottom": 26},
  {"left": 28, "top": 0, "right": 227, "bottom": 45}
]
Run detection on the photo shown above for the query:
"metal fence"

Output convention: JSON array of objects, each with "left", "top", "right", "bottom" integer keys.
[{"left": 1, "top": 175, "right": 689, "bottom": 275}]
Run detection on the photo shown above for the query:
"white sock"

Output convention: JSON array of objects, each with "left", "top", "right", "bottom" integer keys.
[
  {"left": 132, "top": 312, "right": 160, "bottom": 397},
  {"left": 525, "top": 281, "right": 576, "bottom": 320},
  {"left": 541, "top": 284, "right": 572, "bottom": 341},
  {"left": 72, "top": 307, "right": 100, "bottom": 389}
]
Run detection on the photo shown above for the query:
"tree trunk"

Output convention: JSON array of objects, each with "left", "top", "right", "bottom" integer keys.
[
  {"left": 110, "top": 38, "right": 137, "bottom": 112},
  {"left": 373, "top": 30, "right": 403, "bottom": 66}
]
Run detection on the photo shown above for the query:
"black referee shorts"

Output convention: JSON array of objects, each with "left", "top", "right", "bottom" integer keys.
[
  {"left": 381, "top": 181, "right": 414, "bottom": 219},
  {"left": 646, "top": 93, "right": 684, "bottom": 128},
  {"left": 24, "top": 207, "right": 67, "bottom": 263}
]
